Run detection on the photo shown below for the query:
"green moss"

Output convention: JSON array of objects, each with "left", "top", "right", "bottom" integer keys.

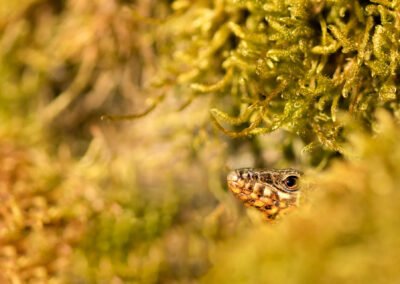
[{"left": 157, "top": 0, "right": 400, "bottom": 159}]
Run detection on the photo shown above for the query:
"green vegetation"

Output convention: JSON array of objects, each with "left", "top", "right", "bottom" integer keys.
[
  {"left": 1, "top": 0, "right": 400, "bottom": 283},
  {"left": 157, "top": 0, "right": 400, "bottom": 154}
]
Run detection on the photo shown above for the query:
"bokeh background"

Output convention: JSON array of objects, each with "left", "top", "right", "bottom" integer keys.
[{"left": 1, "top": 0, "right": 400, "bottom": 283}]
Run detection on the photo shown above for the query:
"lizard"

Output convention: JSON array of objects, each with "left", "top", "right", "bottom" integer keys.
[{"left": 227, "top": 168, "right": 302, "bottom": 221}]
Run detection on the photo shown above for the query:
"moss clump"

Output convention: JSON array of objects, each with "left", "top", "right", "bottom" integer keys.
[
  {"left": 157, "top": 0, "right": 400, "bottom": 159},
  {"left": 0, "top": 136, "right": 94, "bottom": 282}
]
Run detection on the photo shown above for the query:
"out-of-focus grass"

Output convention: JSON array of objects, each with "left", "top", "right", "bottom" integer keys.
[
  {"left": 2, "top": 0, "right": 400, "bottom": 283},
  {"left": 1, "top": 1, "right": 231, "bottom": 282},
  {"left": 0, "top": 92, "right": 234, "bottom": 283}
]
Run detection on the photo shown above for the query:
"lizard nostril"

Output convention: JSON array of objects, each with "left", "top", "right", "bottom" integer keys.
[{"left": 227, "top": 170, "right": 239, "bottom": 182}]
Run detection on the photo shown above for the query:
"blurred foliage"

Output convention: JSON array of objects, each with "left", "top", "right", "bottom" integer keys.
[
  {"left": 205, "top": 110, "right": 400, "bottom": 283},
  {"left": 1, "top": 0, "right": 400, "bottom": 283}
]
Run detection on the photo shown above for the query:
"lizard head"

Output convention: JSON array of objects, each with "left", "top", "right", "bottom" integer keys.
[{"left": 227, "top": 168, "right": 302, "bottom": 220}]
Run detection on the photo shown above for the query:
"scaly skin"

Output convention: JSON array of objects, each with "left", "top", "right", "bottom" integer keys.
[{"left": 227, "top": 168, "right": 302, "bottom": 221}]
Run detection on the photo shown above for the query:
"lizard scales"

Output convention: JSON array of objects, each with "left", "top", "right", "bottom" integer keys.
[{"left": 227, "top": 168, "right": 302, "bottom": 221}]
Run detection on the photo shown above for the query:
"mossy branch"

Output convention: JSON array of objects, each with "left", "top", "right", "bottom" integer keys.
[{"left": 101, "top": 94, "right": 165, "bottom": 121}]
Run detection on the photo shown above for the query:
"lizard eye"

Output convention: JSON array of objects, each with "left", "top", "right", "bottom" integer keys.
[{"left": 283, "top": 176, "right": 298, "bottom": 190}]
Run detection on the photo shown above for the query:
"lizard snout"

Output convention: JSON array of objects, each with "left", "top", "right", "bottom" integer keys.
[{"left": 227, "top": 170, "right": 239, "bottom": 182}]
